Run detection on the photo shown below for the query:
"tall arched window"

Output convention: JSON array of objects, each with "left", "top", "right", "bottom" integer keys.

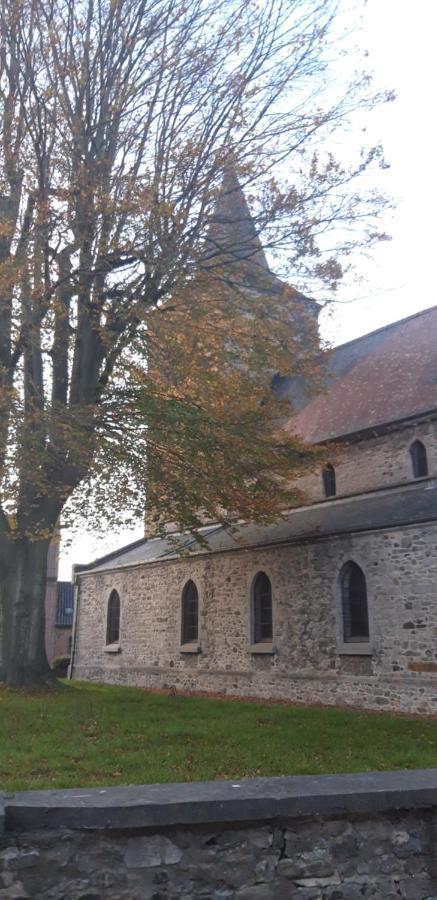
[
  {"left": 181, "top": 580, "right": 199, "bottom": 645},
  {"left": 252, "top": 572, "right": 273, "bottom": 643},
  {"left": 106, "top": 590, "right": 120, "bottom": 645},
  {"left": 410, "top": 440, "right": 428, "bottom": 478},
  {"left": 340, "top": 562, "right": 369, "bottom": 644},
  {"left": 322, "top": 463, "right": 336, "bottom": 498}
]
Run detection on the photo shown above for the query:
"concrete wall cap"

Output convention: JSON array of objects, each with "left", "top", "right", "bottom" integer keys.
[{"left": 3, "top": 769, "right": 437, "bottom": 833}]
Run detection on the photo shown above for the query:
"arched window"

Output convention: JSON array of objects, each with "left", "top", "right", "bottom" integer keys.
[
  {"left": 410, "top": 440, "right": 428, "bottom": 478},
  {"left": 322, "top": 463, "right": 336, "bottom": 498},
  {"left": 106, "top": 590, "right": 120, "bottom": 645},
  {"left": 340, "top": 562, "right": 369, "bottom": 643},
  {"left": 252, "top": 572, "right": 273, "bottom": 643},
  {"left": 181, "top": 580, "right": 199, "bottom": 645}
]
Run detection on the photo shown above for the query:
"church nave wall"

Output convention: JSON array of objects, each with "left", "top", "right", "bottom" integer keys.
[
  {"left": 72, "top": 519, "right": 437, "bottom": 715},
  {"left": 294, "top": 417, "right": 437, "bottom": 504}
]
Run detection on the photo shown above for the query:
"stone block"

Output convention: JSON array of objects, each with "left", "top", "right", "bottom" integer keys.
[
  {"left": 357, "top": 836, "right": 388, "bottom": 859},
  {"left": 74, "top": 893, "right": 102, "bottom": 900},
  {"left": 284, "top": 830, "right": 326, "bottom": 857},
  {"left": 0, "top": 848, "right": 20, "bottom": 870},
  {"left": 393, "top": 835, "right": 424, "bottom": 859},
  {"left": 400, "top": 877, "right": 437, "bottom": 900},
  {"left": 255, "top": 856, "right": 278, "bottom": 882},
  {"left": 330, "top": 834, "right": 359, "bottom": 858},
  {"left": 0, "top": 883, "right": 29, "bottom": 899},
  {"left": 292, "top": 874, "right": 341, "bottom": 889},
  {"left": 323, "top": 820, "right": 353, "bottom": 838},
  {"left": 335, "top": 858, "right": 359, "bottom": 879},
  {"left": 10, "top": 850, "right": 40, "bottom": 870},
  {"left": 247, "top": 828, "right": 273, "bottom": 850},
  {"left": 43, "top": 877, "right": 99, "bottom": 899},
  {"left": 124, "top": 835, "right": 182, "bottom": 868},
  {"left": 274, "top": 885, "right": 321, "bottom": 900},
  {"left": 405, "top": 857, "right": 428, "bottom": 877},
  {"left": 278, "top": 849, "right": 334, "bottom": 880},
  {"left": 235, "top": 883, "right": 275, "bottom": 900},
  {"left": 379, "top": 855, "right": 402, "bottom": 875}
]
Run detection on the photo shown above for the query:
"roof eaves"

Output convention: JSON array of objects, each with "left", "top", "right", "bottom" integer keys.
[
  {"left": 73, "top": 535, "right": 149, "bottom": 575},
  {"left": 312, "top": 405, "right": 437, "bottom": 445},
  {"left": 77, "top": 480, "right": 437, "bottom": 577}
]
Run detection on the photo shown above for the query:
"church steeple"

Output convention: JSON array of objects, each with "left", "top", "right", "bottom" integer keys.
[
  {"left": 203, "top": 170, "right": 284, "bottom": 293},
  {"left": 202, "top": 169, "right": 320, "bottom": 322}
]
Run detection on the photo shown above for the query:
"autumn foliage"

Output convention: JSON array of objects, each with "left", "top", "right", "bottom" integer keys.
[{"left": 0, "top": 0, "right": 390, "bottom": 683}]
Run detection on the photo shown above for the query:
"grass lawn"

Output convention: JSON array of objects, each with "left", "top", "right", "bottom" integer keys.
[{"left": 1, "top": 681, "right": 437, "bottom": 792}]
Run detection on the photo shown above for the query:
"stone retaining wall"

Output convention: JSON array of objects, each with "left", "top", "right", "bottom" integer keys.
[{"left": 2, "top": 771, "right": 437, "bottom": 899}]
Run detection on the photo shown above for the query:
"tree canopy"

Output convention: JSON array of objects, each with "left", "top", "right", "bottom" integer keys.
[{"left": 0, "top": 0, "right": 391, "bottom": 683}]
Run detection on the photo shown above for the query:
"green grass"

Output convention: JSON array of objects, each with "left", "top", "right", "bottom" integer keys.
[{"left": 1, "top": 681, "right": 437, "bottom": 791}]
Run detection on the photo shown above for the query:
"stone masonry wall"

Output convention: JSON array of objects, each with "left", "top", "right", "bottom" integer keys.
[
  {"left": 294, "top": 418, "right": 437, "bottom": 504},
  {"left": 72, "top": 520, "right": 437, "bottom": 715},
  {"left": 2, "top": 809, "right": 437, "bottom": 899}
]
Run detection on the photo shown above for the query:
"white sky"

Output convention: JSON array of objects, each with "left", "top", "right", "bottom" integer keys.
[
  {"left": 58, "top": 0, "right": 437, "bottom": 579},
  {"left": 322, "top": 0, "right": 437, "bottom": 343}
]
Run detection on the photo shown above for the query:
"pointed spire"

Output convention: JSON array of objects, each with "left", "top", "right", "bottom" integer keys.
[
  {"left": 201, "top": 170, "right": 320, "bottom": 320},
  {"left": 203, "top": 170, "right": 284, "bottom": 292}
]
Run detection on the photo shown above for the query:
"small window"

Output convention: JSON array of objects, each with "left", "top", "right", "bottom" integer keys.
[
  {"left": 181, "top": 580, "right": 199, "bottom": 645},
  {"left": 106, "top": 590, "right": 120, "bottom": 645},
  {"left": 410, "top": 440, "right": 428, "bottom": 478},
  {"left": 322, "top": 463, "right": 336, "bottom": 497},
  {"left": 340, "top": 562, "right": 369, "bottom": 643},
  {"left": 253, "top": 572, "right": 273, "bottom": 643}
]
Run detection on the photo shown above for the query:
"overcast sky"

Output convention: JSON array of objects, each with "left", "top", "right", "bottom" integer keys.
[
  {"left": 321, "top": 0, "right": 437, "bottom": 344},
  {"left": 58, "top": 0, "right": 437, "bottom": 578}
]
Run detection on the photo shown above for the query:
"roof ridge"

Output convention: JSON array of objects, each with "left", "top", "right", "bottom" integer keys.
[{"left": 331, "top": 302, "right": 437, "bottom": 353}]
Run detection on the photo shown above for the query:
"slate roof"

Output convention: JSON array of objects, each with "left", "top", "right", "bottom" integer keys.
[
  {"left": 283, "top": 304, "right": 437, "bottom": 443},
  {"left": 77, "top": 477, "right": 437, "bottom": 575}
]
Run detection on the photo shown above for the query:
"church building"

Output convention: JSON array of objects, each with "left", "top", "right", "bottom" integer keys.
[{"left": 70, "top": 177, "right": 437, "bottom": 715}]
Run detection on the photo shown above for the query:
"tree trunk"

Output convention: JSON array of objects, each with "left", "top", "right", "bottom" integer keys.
[{"left": 0, "top": 537, "right": 56, "bottom": 686}]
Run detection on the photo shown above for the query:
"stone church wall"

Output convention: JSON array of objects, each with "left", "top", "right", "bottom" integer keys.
[
  {"left": 295, "top": 418, "right": 437, "bottom": 504},
  {"left": 72, "top": 519, "right": 437, "bottom": 715}
]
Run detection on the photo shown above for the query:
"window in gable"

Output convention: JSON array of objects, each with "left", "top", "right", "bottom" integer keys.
[
  {"left": 410, "top": 439, "right": 428, "bottom": 478},
  {"left": 322, "top": 463, "right": 336, "bottom": 498},
  {"left": 181, "top": 580, "right": 199, "bottom": 645}
]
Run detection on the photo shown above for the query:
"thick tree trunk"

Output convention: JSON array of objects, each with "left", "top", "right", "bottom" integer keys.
[{"left": 0, "top": 538, "right": 56, "bottom": 686}]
